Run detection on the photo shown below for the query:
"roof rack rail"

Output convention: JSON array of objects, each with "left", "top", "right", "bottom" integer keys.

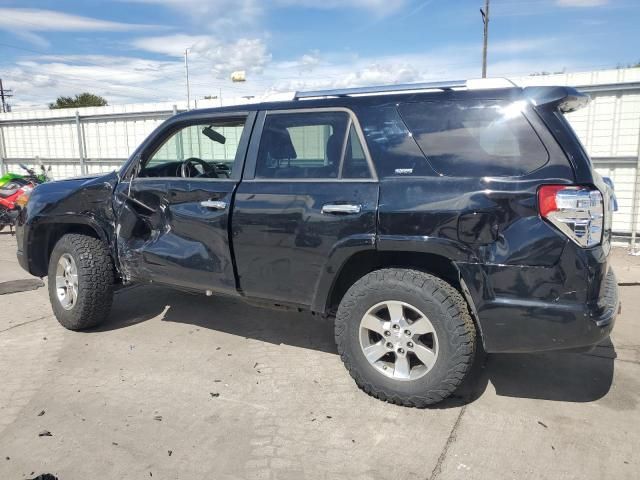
[{"left": 294, "top": 80, "right": 467, "bottom": 99}]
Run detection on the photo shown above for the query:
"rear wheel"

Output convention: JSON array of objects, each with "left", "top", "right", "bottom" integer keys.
[
  {"left": 335, "top": 268, "right": 476, "bottom": 407},
  {"left": 48, "top": 233, "right": 114, "bottom": 330}
]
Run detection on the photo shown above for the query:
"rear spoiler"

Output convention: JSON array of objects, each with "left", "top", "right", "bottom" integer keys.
[{"left": 523, "top": 86, "right": 590, "bottom": 113}]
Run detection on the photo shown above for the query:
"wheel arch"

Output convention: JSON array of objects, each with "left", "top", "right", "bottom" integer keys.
[
  {"left": 316, "top": 248, "right": 485, "bottom": 346},
  {"left": 26, "top": 216, "right": 111, "bottom": 277}
]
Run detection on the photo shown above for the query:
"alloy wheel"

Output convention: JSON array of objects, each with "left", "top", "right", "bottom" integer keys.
[
  {"left": 55, "top": 253, "right": 79, "bottom": 310},
  {"left": 358, "top": 300, "right": 438, "bottom": 381}
]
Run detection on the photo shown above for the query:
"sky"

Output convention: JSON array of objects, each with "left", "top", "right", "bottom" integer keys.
[{"left": 0, "top": 0, "right": 638, "bottom": 110}]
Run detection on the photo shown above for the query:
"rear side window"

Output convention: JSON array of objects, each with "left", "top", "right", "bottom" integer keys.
[
  {"left": 398, "top": 100, "right": 548, "bottom": 177},
  {"left": 256, "top": 111, "right": 371, "bottom": 180}
]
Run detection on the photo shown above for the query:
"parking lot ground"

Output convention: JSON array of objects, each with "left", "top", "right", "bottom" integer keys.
[{"left": 0, "top": 232, "right": 638, "bottom": 480}]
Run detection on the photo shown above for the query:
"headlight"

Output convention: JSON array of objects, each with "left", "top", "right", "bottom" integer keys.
[{"left": 15, "top": 185, "right": 34, "bottom": 208}]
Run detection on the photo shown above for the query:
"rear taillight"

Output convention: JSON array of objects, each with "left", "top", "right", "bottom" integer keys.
[{"left": 538, "top": 185, "right": 604, "bottom": 248}]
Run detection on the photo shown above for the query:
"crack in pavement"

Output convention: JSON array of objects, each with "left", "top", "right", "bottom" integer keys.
[
  {"left": 0, "top": 316, "right": 49, "bottom": 334},
  {"left": 428, "top": 404, "right": 467, "bottom": 480}
]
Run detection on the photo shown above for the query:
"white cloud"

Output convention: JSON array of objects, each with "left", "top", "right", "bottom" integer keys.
[
  {"left": 3, "top": 34, "right": 584, "bottom": 111},
  {"left": 131, "top": 34, "right": 272, "bottom": 78},
  {"left": 556, "top": 0, "right": 608, "bottom": 6},
  {"left": 490, "top": 38, "right": 559, "bottom": 54},
  {"left": 124, "top": 0, "right": 406, "bottom": 24},
  {"left": 131, "top": 34, "right": 214, "bottom": 57},
  {"left": 0, "top": 7, "right": 160, "bottom": 47},
  {"left": 276, "top": 0, "right": 406, "bottom": 13},
  {"left": 0, "top": 8, "right": 156, "bottom": 32},
  {"left": 124, "top": 0, "right": 262, "bottom": 30},
  {"left": 5, "top": 55, "right": 186, "bottom": 108},
  {"left": 298, "top": 50, "right": 322, "bottom": 72}
]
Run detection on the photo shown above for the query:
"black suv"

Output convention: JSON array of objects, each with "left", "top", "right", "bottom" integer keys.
[{"left": 15, "top": 79, "right": 618, "bottom": 407}]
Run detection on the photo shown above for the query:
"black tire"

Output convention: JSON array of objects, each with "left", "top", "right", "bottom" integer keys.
[
  {"left": 335, "top": 268, "right": 476, "bottom": 407},
  {"left": 47, "top": 233, "right": 114, "bottom": 330}
]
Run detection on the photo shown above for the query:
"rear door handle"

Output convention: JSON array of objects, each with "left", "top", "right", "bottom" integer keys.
[
  {"left": 321, "top": 203, "right": 362, "bottom": 215},
  {"left": 200, "top": 200, "right": 227, "bottom": 210}
]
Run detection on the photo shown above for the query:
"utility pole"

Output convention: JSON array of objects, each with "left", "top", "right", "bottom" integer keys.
[
  {"left": 480, "top": 0, "right": 490, "bottom": 78},
  {"left": 0, "top": 79, "right": 14, "bottom": 113},
  {"left": 184, "top": 49, "right": 191, "bottom": 110}
]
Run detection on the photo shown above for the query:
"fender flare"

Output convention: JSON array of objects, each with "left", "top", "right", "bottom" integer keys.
[
  {"left": 25, "top": 214, "right": 113, "bottom": 277},
  {"left": 311, "top": 234, "right": 479, "bottom": 314}
]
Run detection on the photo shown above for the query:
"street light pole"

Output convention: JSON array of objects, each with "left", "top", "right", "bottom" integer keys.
[
  {"left": 184, "top": 48, "right": 191, "bottom": 110},
  {"left": 481, "top": 0, "right": 490, "bottom": 78}
]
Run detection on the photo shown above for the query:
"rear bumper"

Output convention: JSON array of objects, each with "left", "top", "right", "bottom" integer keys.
[{"left": 458, "top": 248, "right": 618, "bottom": 353}]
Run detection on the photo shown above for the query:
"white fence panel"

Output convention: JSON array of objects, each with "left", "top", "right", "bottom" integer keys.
[{"left": 594, "top": 163, "right": 636, "bottom": 234}]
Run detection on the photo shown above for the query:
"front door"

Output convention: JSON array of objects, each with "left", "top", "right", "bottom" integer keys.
[
  {"left": 232, "top": 108, "right": 379, "bottom": 307},
  {"left": 115, "top": 112, "right": 254, "bottom": 294}
]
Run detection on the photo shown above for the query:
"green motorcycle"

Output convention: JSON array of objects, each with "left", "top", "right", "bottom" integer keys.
[
  {"left": 0, "top": 164, "right": 52, "bottom": 232},
  {"left": 0, "top": 164, "right": 52, "bottom": 188},
  {"left": 0, "top": 172, "right": 24, "bottom": 188}
]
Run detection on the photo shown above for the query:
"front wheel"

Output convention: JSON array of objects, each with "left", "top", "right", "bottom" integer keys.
[
  {"left": 48, "top": 233, "right": 114, "bottom": 330},
  {"left": 335, "top": 269, "right": 476, "bottom": 407}
]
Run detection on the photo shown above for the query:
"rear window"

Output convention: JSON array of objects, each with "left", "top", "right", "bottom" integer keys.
[{"left": 398, "top": 100, "right": 548, "bottom": 177}]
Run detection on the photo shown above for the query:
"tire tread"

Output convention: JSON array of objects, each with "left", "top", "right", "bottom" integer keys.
[
  {"left": 335, "top": 268, "right": 476, "bottom": 407},
  {"left": 48, "top": 233, "right": 114, "bottom": 330}
]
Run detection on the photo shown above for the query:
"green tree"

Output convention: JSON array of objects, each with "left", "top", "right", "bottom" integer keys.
[{"left": 49, "top": 93, "right": 108, "bottom": 109}]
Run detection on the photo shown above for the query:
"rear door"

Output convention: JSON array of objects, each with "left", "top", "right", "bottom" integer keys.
[
  {"left": 115, "top": 112, "right": 254, "bottom": 294},
  {"left": 232, "top": 108, "right": 379, "bottom": 307}
]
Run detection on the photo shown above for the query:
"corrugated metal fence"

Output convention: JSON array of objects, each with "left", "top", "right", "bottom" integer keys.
[{"left": 0, "top": 102, "right": 185, "bottom": 179}]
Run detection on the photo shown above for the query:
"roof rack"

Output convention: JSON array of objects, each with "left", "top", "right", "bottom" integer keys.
[
  {"left": 294, "top": 80, "right": 466, "bottom": 99},
  {"left": 293, "top": 78, "right": 518, "bottom": 100}
]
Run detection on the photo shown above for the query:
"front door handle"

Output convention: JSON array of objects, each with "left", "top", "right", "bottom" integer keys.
[
  {"left": 200, "top": 200, "right": 227, "bottom": 210},
  {"left": 321, "top": 203, "right": 362, "bottom": 215}
]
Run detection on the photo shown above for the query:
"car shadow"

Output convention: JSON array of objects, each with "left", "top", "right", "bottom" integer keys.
[{"left": 98, "top": 284, "right": 615, "bottom": 407}]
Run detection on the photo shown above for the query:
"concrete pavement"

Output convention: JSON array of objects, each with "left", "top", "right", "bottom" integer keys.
[{"left": 0, "top": 232, "right": 638, "bottom": 480}]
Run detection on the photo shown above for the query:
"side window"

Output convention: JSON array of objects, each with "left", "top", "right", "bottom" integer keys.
[
  {"left": 255, "top": 111, "right": 371, "bottom": 180},
  {"left": 397, "top": 100, "right": 548, "bottom": 177},
  {"left": 141, "top": 118, "right": 246, "bottom": 178}
]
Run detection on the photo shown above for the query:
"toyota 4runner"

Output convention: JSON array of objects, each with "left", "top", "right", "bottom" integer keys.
[{"left": 15, "top": 78, "right": 619, "bottom": 407}]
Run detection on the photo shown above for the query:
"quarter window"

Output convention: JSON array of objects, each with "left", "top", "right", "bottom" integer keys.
[
  {"left": 256, "top": 111, "right": 371, "bottom": 179},
  {"left": 398, "top": 100, "right": 548, "bottom": 177}
]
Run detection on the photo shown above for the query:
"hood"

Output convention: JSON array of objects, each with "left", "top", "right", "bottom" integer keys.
[{"left": 26, "top": 171, "right": 119, "bottom": 219}]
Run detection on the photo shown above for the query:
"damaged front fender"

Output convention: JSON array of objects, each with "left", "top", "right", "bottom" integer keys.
[{"left": 16, "top": 172, "right": 120, "bottom": 277}]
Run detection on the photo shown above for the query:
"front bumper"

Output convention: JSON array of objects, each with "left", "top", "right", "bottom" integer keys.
[{"left": 15, "top": 222, "right": 30, "bottom": 273}]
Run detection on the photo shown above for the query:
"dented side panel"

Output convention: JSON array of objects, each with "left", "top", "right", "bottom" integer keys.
[{"left": 114, "top": 178, "right": 239, "bottom": 295}]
